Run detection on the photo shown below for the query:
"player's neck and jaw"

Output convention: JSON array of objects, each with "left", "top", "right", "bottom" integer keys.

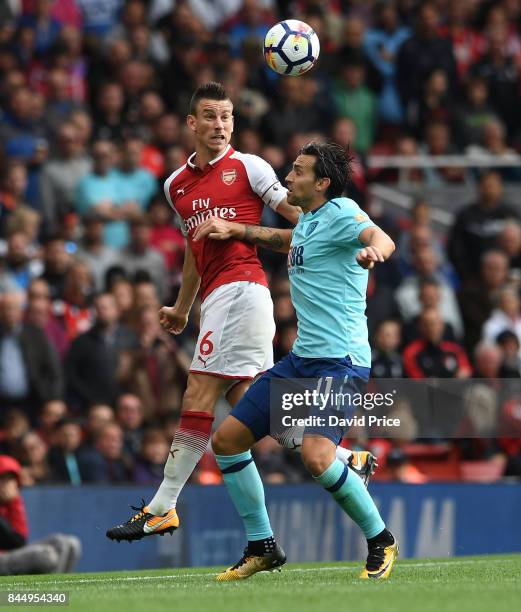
[{"left": 188, "top": 99, "right": 234, "bottom": 169}]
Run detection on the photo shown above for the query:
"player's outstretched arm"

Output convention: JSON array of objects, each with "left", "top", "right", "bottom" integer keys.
[
  {"left": 193, "top": 218, "right": 291, "bottom": 253},
  {"left": 159, "top": 242, "right": 200, "bottom": 335},
  {"left": 356, "top": 226, "right": 395, "bottom": 270}
]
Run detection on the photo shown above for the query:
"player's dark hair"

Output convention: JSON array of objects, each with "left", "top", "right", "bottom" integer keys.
[
  {"left": 189, "top": 82, "right": 230, "bottom": 115},
  {"left": 300, "top": 141, "right": 352, "bottom": 199}
]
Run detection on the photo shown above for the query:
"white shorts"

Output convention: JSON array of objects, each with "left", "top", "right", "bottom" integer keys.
[{"left": 189, "top": 281, "right": 275, "bottom": 380}]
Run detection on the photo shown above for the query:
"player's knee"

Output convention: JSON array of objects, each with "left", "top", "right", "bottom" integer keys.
[
  {"left": 301, "top": 446, "right": 334, "bottom": 477},
  {"left": 211, "top": 429, "right": 229, "bottom": 456}
]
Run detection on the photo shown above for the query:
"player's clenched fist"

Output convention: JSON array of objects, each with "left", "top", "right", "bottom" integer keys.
[
  {"left": 356, "top": 246, "right": 385, "bottom": 269},
  {"left": 193, "top": 218, "right": 244, "bottom": 242},
  {"left": 159, "top": 306, "right": 189, "bottom": 334}
]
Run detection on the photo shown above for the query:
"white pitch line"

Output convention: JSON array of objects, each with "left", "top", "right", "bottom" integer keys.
[{"left": 0, "top": 558, "right": 514, "bottom": 589}]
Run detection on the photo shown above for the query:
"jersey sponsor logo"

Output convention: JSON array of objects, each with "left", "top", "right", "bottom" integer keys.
[
  {"left": 222, "top": 169, "right": 237, "bottom": 185},
  {"left": 184, "top": 207, "right": 237, "bottom": 233},
  {"left": 305, "top": 221, "right": 319, "bottom": 237}
]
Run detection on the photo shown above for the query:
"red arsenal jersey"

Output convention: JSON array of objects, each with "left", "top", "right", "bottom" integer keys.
[{"left": 164, "top": 145, "right": 287, "bottom": 302}]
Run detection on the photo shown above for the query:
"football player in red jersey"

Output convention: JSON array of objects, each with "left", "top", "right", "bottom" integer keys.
[{"left": 106, "top": 83, "right": 375, "bottom": 542}]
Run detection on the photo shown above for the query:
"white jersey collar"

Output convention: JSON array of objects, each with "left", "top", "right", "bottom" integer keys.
[{"left": 187, "top": 144, "right": 232, "bottom": 169}]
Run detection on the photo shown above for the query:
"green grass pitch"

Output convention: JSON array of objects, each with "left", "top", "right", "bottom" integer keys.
[{"left": 0, "top": 555, "right": 519, "bottom": 612}]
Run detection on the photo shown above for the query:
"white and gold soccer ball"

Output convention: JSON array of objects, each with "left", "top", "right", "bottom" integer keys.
[{"left": 263, "top": 19, "right": 320, "bottom": 76}]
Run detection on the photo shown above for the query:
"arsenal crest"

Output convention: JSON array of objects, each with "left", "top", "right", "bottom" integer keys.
[{"left": 221, "top": 169, "right": 237, "bottom": 185}]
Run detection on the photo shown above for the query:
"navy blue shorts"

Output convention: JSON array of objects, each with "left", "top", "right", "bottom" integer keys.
[{"left": 230, "top": 351, "right": 370, "bottom": 445}]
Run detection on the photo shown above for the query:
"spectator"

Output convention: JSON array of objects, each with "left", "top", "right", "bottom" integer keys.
[
  {"left": 403, "top": 307, "right": 472, "bottom": 378},
  {"left": 0, "top": 410, "right": 31, "bottom": 458},
  {"left": 364, "top": 1, "right": 410, "bottom": 126},
  {"left": 458, "top": 249, "right": 510, "bottom": 353},
  {"left": 115, "top": 393, "right": 145, "bottom": 457},
  {"left": 148, "top": 198, "right": 185, "bottom": 276},
  {"left": 53, "top": 261, "right": 94, "bottom": 340},
  {"left": 76, "top": 213, "right": 121, "bottom": 292},
  {"left": 39, "top": 122, "right": 91, "bottom": 237},
  {"left": 402, "top": 277, "right": 459, "bottom": 343},
  {"left": 36, "top": 399, "right": 67, "bottom": 446},
  {"left": 453, "top": 76, "right": 500, "bottom": 148},
  {"left": 115, "top": 137, "right": 157, "bottom": 215},
  {"left": 496, "top": 220, "right": 521, "bottom": 273},
  {"left": 335, "top": 16, "right": 382, "bottom": 93},
  {"left": 93, "top": 82, "right": 128, "bottom": 142},
  {"left": 79, "top": 422, "right": 131, "bottom": 483},
  {"left": 471, "top": 21, "right": 520, "bottom": 134},
  {"left": 110, "top": 277, "right": 134, "bottom": 326},
  {"left": 18, "top": 431, "right": 51, "bottom": 486},
  {"left": 18, "top": 0, "right": 62, "bottom": 55},
  {"left": 395, "top": 245, "right": 463, "bottom": 336},
  {"left": 371, "top": 319, "right": 404, "bottom": 379},
  {"left": 482, "top": 287, "right": 521, "bottom": 351},
  {"left": 132, "top": 428, "right": 170, "bottom": 485},
  {"left": 396, "top": 2, "right": 457, "bottom": 117},
  {"left": 398, "top": 222, "right": 453, "bottom": 284},
  {"left": 4, "top": 208, "right": 41, "bottom": 254},
  {"left": 420, "top": 121, "right": 467, "bottom": 185},
  {"left": 0, "top": 162, "right": 34, "bottom": 239},
  {"left": 43, "top": 68, "right": 84, "bottom": 134},
  {"left": 84, "top": 404, "right": 115, "bottom": 446},
  {"left": 76, "top": 0, "right": 123, "bottom": 40},
  {"left": 122, "top": 304, "right": 188, "bottom": 417},
  {"left": 75, "top": 139, "right": 135, "bottom": 249},
  {"left": 0, "top": 291, "right": 63, "bottom": 413},
  {"left": 121, "top": 217, "right": 168, "bottom": 301},
  {"left": 366, "top": 272, "right": 400, "bottom": 339},
  {"left": 47, "top": 418, "right": 87, "bottom": 484},
  {"left": 466, "top": 119, "right": 521, "bottom": 182},
  {"left": 65, "top": 292, "right": 139, "bottom": 410},
  {"left": 473, "top": 342, "right": 503, "bottom": 381},
  {"left": 3, "top": 231, "right": 41, "bottom": 291},
  {"left": 448, "top": 171, "right": 518, "bottom": 282},
  {"left": 225, "top": 0, "right": 274, "bottom": 58},
  {"left": 0, "top": 87, "right": 48, "bottom": 165},
  {"left": 39, "top": 236, "right": 71, "bottom": 300},
  {"left": 25, "top": 279, "right": 70, "bottom": 361},
  {"left": 438, "top": 1, "right": 485, "bottom": 78},
  {"left": 261, "top": 77, "right": 330, "bottom": 148},
  {"left": 332, "top": 57, "right": 377, "bottom": 155},
  {"left": 0, "top": 455, "right": 81, "bottom": 575},
  {"left": 496, "top": 330, "right": 521, "bottom": 378}
]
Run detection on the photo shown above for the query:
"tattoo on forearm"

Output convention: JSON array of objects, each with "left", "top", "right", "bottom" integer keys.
[{"left": 244, "top": 225, "right": 285, "bottom": 251}]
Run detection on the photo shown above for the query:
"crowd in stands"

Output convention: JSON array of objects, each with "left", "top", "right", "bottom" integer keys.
[{"left": 1, "top": 0, "right": 521, "bottom": 485}]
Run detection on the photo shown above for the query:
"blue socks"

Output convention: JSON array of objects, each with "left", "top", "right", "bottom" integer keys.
[
  {"left": 314, "top": 458, "right": 385, "bottom": 539},
  {"left": 215, "top": 451, "right": 273, "bottom": 540}
]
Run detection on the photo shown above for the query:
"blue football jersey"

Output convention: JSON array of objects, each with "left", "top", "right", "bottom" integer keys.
[{"left": 288, "top": 197, "right": 376, "bottom": 366}]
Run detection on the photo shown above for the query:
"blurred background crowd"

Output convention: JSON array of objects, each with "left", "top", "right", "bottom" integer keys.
[{"left": 0, "top": 0, "right": 521, "bottom": 488}]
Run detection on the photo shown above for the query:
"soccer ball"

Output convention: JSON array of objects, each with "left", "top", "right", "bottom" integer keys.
[{"left": 264, "top": 19, "right": 320, "bottom": 76}]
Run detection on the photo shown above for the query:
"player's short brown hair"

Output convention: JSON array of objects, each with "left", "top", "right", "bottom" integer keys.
[{"left": 189, "top": 82, "right": 230, "bottom": 115}]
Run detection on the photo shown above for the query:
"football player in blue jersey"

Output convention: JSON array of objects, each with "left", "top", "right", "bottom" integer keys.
[{"left": 193, "top": 141, "right": 398, "bottom": 581}]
